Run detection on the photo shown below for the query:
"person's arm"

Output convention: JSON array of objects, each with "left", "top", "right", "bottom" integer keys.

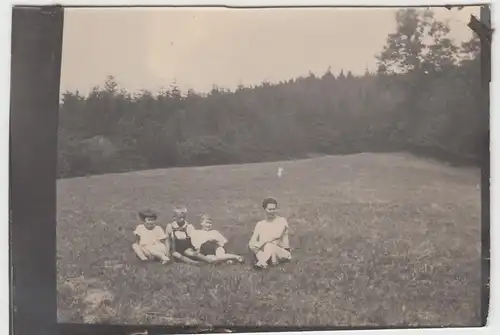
[
  {"left": 269, "top": 220, "right": 288, "bottom": 246},
  {"left": 164, "top": 237, "right": 171, "bottom": 257},
  {"left": 248, "top": 223, "right": 261, "bottom": 252},
  {"left": 280, "top": 219, "right": 290, "bottom": 249},
  {"left": 156, "top": 227, "right": 168, "bottom": 245},
  {"left": 168, "top": 237, "right": 175, "bottom": 256},
  {"left": 186, "top": 224, "right": 195, "bottom": 238},
  {"left": 156, "top": 227, "right": 167, "bottom": 240},
  {"left": 165, "top": 224, "right": 174, "bottom": 255},
  {"left": 133, "top": 225, "right": 142, "bottom": 245},
  {"left": 260, "top": 219, "right": 288, "bottom": 247}
]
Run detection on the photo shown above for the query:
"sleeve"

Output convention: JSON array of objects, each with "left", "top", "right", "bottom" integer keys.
[{"left": 133, "top": 225, "right": 142, "bottom": 236}]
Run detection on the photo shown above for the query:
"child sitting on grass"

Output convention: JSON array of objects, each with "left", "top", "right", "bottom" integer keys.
[
  {"left": 132, "top": 209, "right": 170, "bottom": 264},
  {"left": 190, "top": 214, "right": 244, "bottom": 264},
  {"left": 165, "top": 207, "right": 214, "bottom": 264}
]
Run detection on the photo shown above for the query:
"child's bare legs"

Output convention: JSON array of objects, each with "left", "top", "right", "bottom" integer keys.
[
  {"left": 184, "top": 248, "right": 215, "bottom": 264},
  {"left": 196, "top": 247, "right": 243, "bottom": 264},
  {"left": 212, "top": 254, "right": 244, "bottom": 263},
  {"left": 172, "top": 251, "right": 200, "bottom": 264},
  {"left": 147, "top": 244, "right": 171, "bottom": 264},
  {"left": 214, "top": 247, "right": 243, "bottom": 263},
  {"left": 132, "top": 243, "right": 150, "bottom": 261},
  {"left": 134, "top": 244, "right": 170, "bottom": 264},
  {"left": 270, "top": 249, "right": 278, "bottom": 265}
]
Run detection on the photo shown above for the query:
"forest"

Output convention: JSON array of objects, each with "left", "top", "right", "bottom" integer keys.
[{"left": 57, "top": 8, "right": 487, "bottom": 178}]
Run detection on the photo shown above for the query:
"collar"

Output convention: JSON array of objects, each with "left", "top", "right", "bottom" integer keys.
[{"left": 172, "top": 221, "right": 189, "bottom": 229}]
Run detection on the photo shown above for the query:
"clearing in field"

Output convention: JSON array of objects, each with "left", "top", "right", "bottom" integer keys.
[{"left": 56, "top": 152, "right": 482, "bottom": 327}]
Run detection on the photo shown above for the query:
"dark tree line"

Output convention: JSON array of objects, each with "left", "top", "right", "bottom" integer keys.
[{"left": 57, "top": 9, "right": 486, "bottom": 178}]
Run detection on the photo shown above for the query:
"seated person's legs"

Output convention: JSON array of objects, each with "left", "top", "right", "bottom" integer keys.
[
  {"left": 184, "top": 247, "right": 217, "bottom": 264},
  {"left": 172, "top": 239, "right": 200, "bottom": 264},
  {"left": 250, "top": 244, "right": 276, "bottom": 266},
  {"left": 255, "top": 243, "right": 291, "bottom": 267},
  {"left": 213, "top": 246, "right": 244, "bottom": 263},
  {"left": 255, "top": 243, "right": 276, "bottom": 267},
  {"left": 147, "top": 243, "right": 171, "bottom": 263},
  {"left": 196, "top": 241, "right": 242, "bottom": 263},
  {"left": 171, "top": 251, "right": 199, "bottom": 264},
  {"left": 133, "top": 243, "right": 152, "bottom": 261},
  {"left": 276, "top": 246, "right": 291, "bottom": 262},
  {"left": 272, "top": 246, "right": 291, "bottom": 264}
]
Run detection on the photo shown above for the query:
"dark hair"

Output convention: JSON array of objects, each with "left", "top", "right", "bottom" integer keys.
[
  {"left": 138, "top": 209, "right": 158, "bottom": 221},
  {"left": 262, "top": 197, "right": 278, "bottom": 209}
]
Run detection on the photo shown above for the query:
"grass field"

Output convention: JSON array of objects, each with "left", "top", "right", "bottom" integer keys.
[{"left": 56, "top": 152, "right": 482, "bottom": 328}]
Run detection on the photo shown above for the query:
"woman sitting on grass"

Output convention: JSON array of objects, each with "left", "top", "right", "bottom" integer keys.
[
  {"left": 165, "top": 207, "right": 215, "bottom": 264},
  {"left": 132, "top": 209, "right": 171, "bottom": 264},
  {"left": 248, "top": 197, "right": 291, "bottom": 269},
  {"left": 190, "top": 214, "right": 244, "bottom": 264}
]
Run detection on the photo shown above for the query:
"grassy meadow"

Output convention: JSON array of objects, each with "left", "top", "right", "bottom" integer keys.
[{"left": 56, "top": 152, "right": 482, "bottom": 328}]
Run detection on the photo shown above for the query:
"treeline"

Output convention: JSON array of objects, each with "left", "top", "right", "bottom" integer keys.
[{"left": 57, "top": 9, "right": 487, "bottom": 178}]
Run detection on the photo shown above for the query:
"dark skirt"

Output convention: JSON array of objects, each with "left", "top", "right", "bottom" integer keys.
[{"left": 199, "top": 241, "right": 219, "bottom": 256}]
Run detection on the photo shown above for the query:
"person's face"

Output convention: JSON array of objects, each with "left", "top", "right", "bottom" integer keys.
[
  {"left": 200, "top": 218, "right": 212, "bottom": 231},
  {"left": 144, "top": 217, "right": 156, "bottom": 229},
  {"left": 175, "top": 211, "right": 187, "bottom": 225},
  {"left": 264, "top": 203, "right": 278, "bottom": 219}
]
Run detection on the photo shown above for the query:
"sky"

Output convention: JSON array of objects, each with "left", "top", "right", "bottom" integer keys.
[{"left": 59, "top": 6, "right": 480, "bottom": 95}]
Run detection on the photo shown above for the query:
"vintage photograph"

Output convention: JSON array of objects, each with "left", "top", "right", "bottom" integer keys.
[{"left": 56, "top": 6, "right": 488, "bottom": 328}]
